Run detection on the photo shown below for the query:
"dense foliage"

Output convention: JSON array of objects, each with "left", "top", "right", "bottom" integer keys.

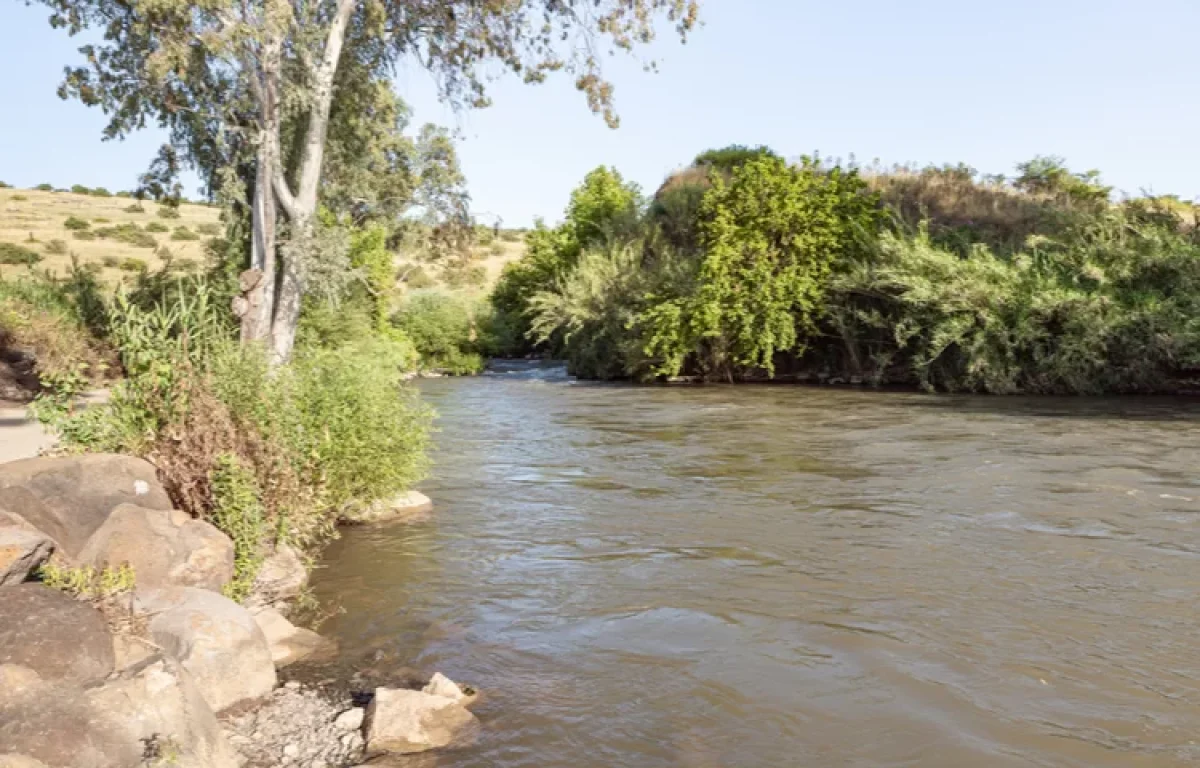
[
  {"left": 496, "top": 151, "right": 1200, "bottom": 393},
  {"left": 10, "top": 259, "right": 431, "bottom": 599}
]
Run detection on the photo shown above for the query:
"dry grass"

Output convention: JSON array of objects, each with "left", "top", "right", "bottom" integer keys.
[
  {"left": 0, "top": 186, "right": 221, "bottom": 283},
  {"left": 396, "top": 237, "right": 526, "bottom": 298}
]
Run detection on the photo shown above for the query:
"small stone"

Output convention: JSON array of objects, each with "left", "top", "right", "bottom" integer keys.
[
  {"left": 283, "top": 743, "right": 300, "bottom": 758},
  {"left": 285, "top": 680, "right": 302, "bottom": 690},
  {"left": 333, "top": 707, "right": 365, "bottom": 732}
]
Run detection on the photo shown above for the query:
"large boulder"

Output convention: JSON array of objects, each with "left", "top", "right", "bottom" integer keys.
[
  {"left": 251, "top": 606, "right": 333, "bottom": 668},
  {"left": 343, "top": 490, "right": 433, "bottom": 525},
  {"left": 136, "top": 587, "right": 276, "bottom": 713},
  {"left": 0, "top": 524, "right": 53, "bottom": 586},
  {"left": 0, "top": 585, "right": 113, "bottom": 685},
  {"left": 0, "top": 454, "right": 171, "bottom": 557},
  {"left": 78, "top": 504, "right": 234, "bottom": 592},
  {"left": 247, "top": 543, "right": 307, "bottom": 607},
  {"left": 86, "top": 656, "right": 240, "bottom": 768},
  {"left": 0, "top": 656, "right": 238, "bottom": 768},
  {"left": 364, "top": 687, "right": 478, "bottom": 755},
  {"left": 0, "top": 680, "right": 139, "bottom": 768}
]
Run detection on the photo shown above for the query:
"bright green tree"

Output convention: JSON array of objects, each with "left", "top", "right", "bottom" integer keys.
[{"left": 641, "top": 156, "right": 879, "bottom": 379}]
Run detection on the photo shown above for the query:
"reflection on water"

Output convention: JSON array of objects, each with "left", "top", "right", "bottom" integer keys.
[{"left": 311, "top": 364, "right": 1200, "bottom": 767}]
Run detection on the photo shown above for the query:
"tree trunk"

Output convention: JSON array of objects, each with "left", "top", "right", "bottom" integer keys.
[
  {"left": 267, "top": 0, "right": 358, "bottom": 364},
  {"left": 241, "top": 141, "right": 277, "bottom": 344}
]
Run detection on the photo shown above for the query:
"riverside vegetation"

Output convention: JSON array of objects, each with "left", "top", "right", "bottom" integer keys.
[{"left": 493, "top": 149, "right": 1200, "bottom": 394}]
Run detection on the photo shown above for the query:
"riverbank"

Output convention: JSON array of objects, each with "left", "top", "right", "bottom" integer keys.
[{"left": 0, "top": 450, "right": 478, "bottom": 767}]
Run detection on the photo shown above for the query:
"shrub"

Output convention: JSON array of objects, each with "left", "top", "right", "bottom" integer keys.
[
  {"left": 96, "top": 223, "right": 157, "bottom": 248},
  {"left": 35, "top": 183, "right": 53, "bottom": 191},
  {"left": 171, "top": 226, "right": 200, "bottom": 241},
  {"left": 11, "top": 194, "right": 27, "bottom": 202},
  {"left": 530, "top": 242, "right": 647, "bottom": 379},
  {"left": 124, "top": 202, "right": 146, "bottom": 214},
  {"left": 72, "top": 230, "right": 96, "bottom": 241},
  {"left": 101, "top": 255, "right": 120, "bottom": 268},
  {"left": 42, "top": 276, "right": 432, "bottom": 565},
  {"left": 39, "top": 562, "right": 135, "bottom": 600},
  {"left": 393, "top": 293, "right": 486, "bottom": 374},
  {"left": 693, "top": 144, "right": 781, "bottom": 172},
  {"left": 0, "top": 243, "right": 42, "bottom": 265},
  {"left": 145, "top": 221, "right": 169, "bottom": 233},
  {"left": 173, "top": 258, "right": 200, "bottom": 273},
  {"left": 402, "top": 264, "right": 437, "bottom": 289},
  {"left": 120, "top": 257, "right": 148, "bottom": 272},
  {"left": 70, "top": 184, "right": 92, "bottom": 195},
  {"left": 639, "top": 155, "right": 880, "bottom": 379},
  {"left": 0, "top": 266, "right": 112, "bottom": 395},
  {"left": 64, "top": 216, "right": 91, "bottom": 231},
  {"left": 116, "top": 191, "right": 133, "bottom": 199},
  {"left": 157, "top": 205, "right": 181, "bottom": 219},
  {"left": 209, "top": 454, "right": 269, "bottom": 601},
  {"left": 93, "top": 217, "right": 111, "bottom": 224},
  {"left": 196, "top": 223, "right": 221, "bottom": 236},
  {"left": 90, "top": 187, "right": 113, "bottom": 197},
  {"left": 0, "top": 181, "right": 9, "bottom": 189},
  {"left": 44, "top": 239, "right": 68, "bottom": 256},
  {"left": 290, "top": 339, "right": 432, "bottom": 509}
]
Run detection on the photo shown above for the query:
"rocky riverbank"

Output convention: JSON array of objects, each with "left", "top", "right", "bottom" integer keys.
[{"left": 0, "top": 453, "right": 474, "bottom": 768}]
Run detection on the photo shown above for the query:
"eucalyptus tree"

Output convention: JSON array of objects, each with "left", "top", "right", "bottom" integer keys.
[{"left": 35, "top": 0, "right": 700, "bottom": 362}]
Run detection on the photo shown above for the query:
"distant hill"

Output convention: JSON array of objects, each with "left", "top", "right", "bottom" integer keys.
[{"left": 0, "top": 186, "right": 221, "bottom": 282}]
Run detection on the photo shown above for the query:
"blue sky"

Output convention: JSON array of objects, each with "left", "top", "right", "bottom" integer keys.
[{"left": 2, "top": 0, "right": 1198, "bottom": 226}]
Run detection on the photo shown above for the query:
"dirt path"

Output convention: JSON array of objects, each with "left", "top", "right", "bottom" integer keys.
[
  {"left": 0, "top": 391, "right": 109, "bottom": 463},
  {"left": 0, "top": 402, "right": 56, "bottom": 463}
]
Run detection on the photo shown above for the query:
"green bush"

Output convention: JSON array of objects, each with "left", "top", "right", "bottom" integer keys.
[
  {"left": 35, "top": 184, "right": 54, "bottom": 192},
  {"left": 101, "top": 255, "right": 120, "bottom": 268},
  {"left": 196, "top": 223, "right": 221, "bottom": 236},
  {"left": 392, "top": 293, "right": 486, "bottom": 374},
  {"left": 64, "top": 216, "right": 91, "bottom": 231},
  {"left": 171, "top": 226, "right": 200, "bottom": 241},
  {"left": 70, "top": 184, "right": 92, "bottom": 196},
  {"left": 120, "top": 257, "right": 148, "bottom": 272},
  {"left": 0, "top": 243, "right": 43, "bottom": 265},
  {"left": 90, "top": 187, "right": 113, "bottom": 198},
  {"left": 402, "top": 264, "right": 437, "bottom": 289},
  {"left": 72, "top": 230, "right": 96, "bottom": 241},
  {"left": 44, "top": 239, "right": 68, "bottom": 256},
  {"left": 0, "top": 181, "right": 9, "bottom": 189},
  {"left": 11, "top": 194, "right": 27, "bottom": 202},
  {"left": 124, "top": 203, "right": 146, "bottom": 214},
  {"left": 156, "top": 205, "right": 181, "bottom": 220},
  {"left": 145, "top": 221, "right": 169, "bottom": 233},
  {"left": 41, "top": 275, "right": 433, "bottom": 564},
  {"left": 95, "top": 223, "right": 157, "bottom": 248},
  {"left": 290, "top": 339, "right": 432, "bottom": 510},
  {"left": 93, "top": 217, "right": 110, "bottom": 224},
  {"left": 209, "top": 454, "right": 268, "bottom": 601},
  {"left": 639, "top": 155, "right": 880, "bottom": 379}
]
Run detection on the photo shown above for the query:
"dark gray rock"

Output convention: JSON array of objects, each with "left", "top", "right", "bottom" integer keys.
[
  {"left": 0, "top": 454, "right": 171, "bottom": 557},
  {"left": 0, "top": 584, "right": 113, "bottom": 685}
]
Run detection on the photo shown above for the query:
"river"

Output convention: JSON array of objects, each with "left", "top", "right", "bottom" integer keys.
[{"left": 311, "top": 364, "right": 1200, "bottom": 767}]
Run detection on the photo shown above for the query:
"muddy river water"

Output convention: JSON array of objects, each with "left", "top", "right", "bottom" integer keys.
[{"left": 312, "top": 365, "right": 1200, "bottom": 767}]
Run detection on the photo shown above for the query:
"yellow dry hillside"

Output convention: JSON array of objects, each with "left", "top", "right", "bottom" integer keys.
[{"left": 0, "top": 186, "right": 221, "bottom": 283}]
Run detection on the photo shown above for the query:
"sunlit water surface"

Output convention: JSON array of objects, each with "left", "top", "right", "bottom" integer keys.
[{"left": 311, "top": 364, "right": 1200, "bottom": 767}]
